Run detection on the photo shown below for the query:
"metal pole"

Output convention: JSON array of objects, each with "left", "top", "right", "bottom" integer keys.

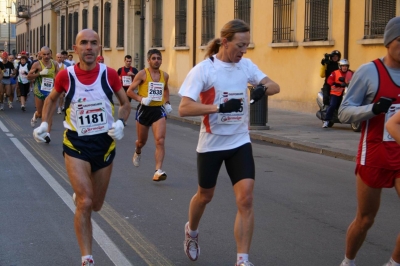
[{"left": 8, "top": 13, "right": 10, "bottom": 54}]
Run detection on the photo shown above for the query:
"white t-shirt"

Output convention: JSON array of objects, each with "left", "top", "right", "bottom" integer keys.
[{"left": 179, "top": 55, "right": 266, "bottom": 152}]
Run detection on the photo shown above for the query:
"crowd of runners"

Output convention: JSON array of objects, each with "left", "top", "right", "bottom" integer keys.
[{"left": 3, "top": 15, "right": 400, "bottom": 266}]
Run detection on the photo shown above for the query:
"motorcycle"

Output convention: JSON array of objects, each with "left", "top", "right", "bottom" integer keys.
[{"left": 316, "top": 81, "right": 362, "bottom": 132}]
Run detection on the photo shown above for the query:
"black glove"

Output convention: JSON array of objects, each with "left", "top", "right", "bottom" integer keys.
[
  {"left": 250, "top": 84, "right": 267, "bottom": 104},
  {"left": 219, "top": 98, "right": 242, "bottom": 113},
  {"left": 372, "top": 97, "right": 394, "bottom": 115}
]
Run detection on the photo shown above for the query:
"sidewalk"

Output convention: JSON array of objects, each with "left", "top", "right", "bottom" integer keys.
[{"left": 164, "top": 94, "right": 360, "bottom": 162}]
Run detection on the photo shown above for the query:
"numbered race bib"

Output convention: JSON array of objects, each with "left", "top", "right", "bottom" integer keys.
[
  {"left": 148, "top": 82, "right": 164, "bottom": 102},
  {"left": 122, "top": 76, "right": 132, "bottom": 86},
  {"left": 217, "top": 91, "right": 245, "bottom": 124},
  {"left": 3, "top": 69, "right": 9, "bottom": 77},
  {"left": 383, "top": 104, "right": 400, "bottom": 141},
  {"left": 74, "top": 100, "right": 108, "bottom": 136},
  {"left": 41, "top": 77, "right": 54, "bottom": 92}
]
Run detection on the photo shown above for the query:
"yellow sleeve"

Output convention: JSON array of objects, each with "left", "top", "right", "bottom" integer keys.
[{"left": 320, "top": 64, "right": 327, "bottom": 78}]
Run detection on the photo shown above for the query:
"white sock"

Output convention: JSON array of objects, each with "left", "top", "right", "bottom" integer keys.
[
  {"left": 237, "top": 253, "right": 248, "bottom": 262},
  {"left": 389, "top": 258, "right": 400, "bottom": 266},
  {"left": 342, "top": 256, "right": 356, "bottom": 266},
  {"left": 186, "top": 222, "right": 198, "bottom": 238},
  {"left": 82, "top": 255, "right": 93, "bottom": 263}
]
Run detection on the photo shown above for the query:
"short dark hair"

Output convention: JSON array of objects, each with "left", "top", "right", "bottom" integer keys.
[
  {"left": 125, "top": 55, "right": 132, "bottom": 60},
  {"left": 61, "top": 50, "right": 68, "bottom": 55},
  {"left": 147, "top": 49, "right": 161, "bottom": 60}
]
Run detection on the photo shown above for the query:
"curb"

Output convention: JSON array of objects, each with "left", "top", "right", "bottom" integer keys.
[
  {"left": 166, "top": 114, "right": 357, "bottom": 162},
  {"left": 128, "top": 103, "right": 356, "bottom": 162}
]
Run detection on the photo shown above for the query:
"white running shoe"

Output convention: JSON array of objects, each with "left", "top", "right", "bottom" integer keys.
[
  {"left": 132, "top": 152, "right": 141, "bottom": 167},
  {"left": 340, "top": 260, "right": 356, "bottom": 266},
  {"left": 236, "top": 261, "right": 255, "bottom": 266},
  {"left": 153, "top": 169, "right": 167, "bottom": 181},
  {"left": 30, "top": 113, "right": 37, "bottom": 127},
  {"left": 21, "top": 105, "right": 26, "bottom": 112},
  {"left": 44, "top": 133, "right": 51, "bottom": 144},
  {"left": 8, "top": 101, "right": 13, "bottom": 109},
  {"left": 184, "top": 222, "right": 200, "bottom": 261},
  {"left": 322, "top": 121, "right": 329, "bottom": 128},
  {"left": 57, "top": 107, "right": 62, "bottom": 114},
  {"left": 0, "top": 103, "right": 3, "bottom": 111},
  {"left": 82, "top": 258, "right": 94, "bottom": 266}
]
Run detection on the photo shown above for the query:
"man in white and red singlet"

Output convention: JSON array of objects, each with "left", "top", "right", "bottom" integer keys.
[
  {"left": 117, "top": 54, "right": 138, "bottom": 103},
  {"left": 33, "top": 29, "right": 131, "bottom": 266},
  {"left": 338, "top": 16, "right": 400, "bottom": 266}
]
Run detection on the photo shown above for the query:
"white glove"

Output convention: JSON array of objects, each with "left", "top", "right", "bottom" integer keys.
[
  {"left": 141, "top": 97, "right": 152, "bottom": 106},
  {"left": 33, "top": 122, "right": 48, "bottom": 143},
  {"left": 39, "top": 68, "right": 49, "bottom": 75},
  {"left": 108, "top": 120, "right": 124, "bottom": 140},
  {"left": 164, "top": 103, "right": 173, "bottom": 114}
]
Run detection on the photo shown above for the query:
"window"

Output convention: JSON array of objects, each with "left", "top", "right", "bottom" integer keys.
[
  {"left": 74, "top": 12, "right": 79, "bottom": 41},
  {"left": 175, "top": 0, "right": 187, "bottom": 47},
  {"left": 273, "top": 0, "right": 295, "bottom": 43},
  {"left": 11, "top": 24, "right": 16, "bottom": 38},
  {"left": 40, "top": 25, "right": 43, "bottom": 47},
  {"left": 234, "top": 0, "right": 251, "bottom": 26},
  {"left": 93, "top": 6, "right": 99, "bottom": 33},
  {"left": 82, "top": 9, "right": 88, "bottom": 29},
  {"left": 152, "top": 0, "right": 163, "bottom": 47},
  {"left": 36, "top": 27, "right": 38, "bottom": 51},
  {"left": 304, "top": 0, "right": 329, "bottom": 41},
  {"left": 104, "top": 2, "right": 111, "bottom": 48},
  {"left": 47, "top": 23, "right": 50, "bottom": 46},
  {"left": 201, "top": 0, "right": 215, "bottom": 46},
  {"left": 364, "top": 0, "right": 396, "bottom": 39},
  {"left": 30, "top": 30, "right": 32, "bottom": 53},
  {"left": 61, "top": 15, "right": 65, "bottom": 50},
  {"left": 68, "top": 13, "right": 73, "bottom": 49},
  {"left": 117, "top": 0, "right": 124, "bottom": 47}
]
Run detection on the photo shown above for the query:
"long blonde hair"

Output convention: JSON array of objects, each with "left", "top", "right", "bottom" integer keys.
[{"left": 204, "top": 19, "right": 250, "bottom": 58}]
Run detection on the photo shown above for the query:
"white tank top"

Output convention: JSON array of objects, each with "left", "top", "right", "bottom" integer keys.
[{"left": 63, "top": 64, "right": 115, "bottom": 136}]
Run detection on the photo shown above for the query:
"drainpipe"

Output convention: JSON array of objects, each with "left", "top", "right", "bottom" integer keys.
[
  {"left": 140, "top": 0, "right": 145, "bottom": 69},
  {"left": 344, "top": 0, "right": 350, "bottom": 59},
  {"left": 100, "top": 0, "right": 103, "bottom": 56},
  {"left": 192, "top": 0, "right": 196, "bottom": 67}
]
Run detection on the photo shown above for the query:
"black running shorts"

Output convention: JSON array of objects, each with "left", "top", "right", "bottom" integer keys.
[
  {"left": 63, "top": 130, "right": 116, "bottom": 172},
  {"left": 135, "top": 104, "right": 167, "bottom": 127},
  {"left": 197, "top": 142, "right": 255, "bottom": 189}
]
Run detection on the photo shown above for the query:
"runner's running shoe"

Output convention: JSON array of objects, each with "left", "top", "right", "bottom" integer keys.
[
  {"left": 21, "top": 105, "right": 26, "bottom": 112},
  {"left": 132, "top": 152, "right": 141, "bottom": 167},
  {"left": 57, "top": 107, "right": 62, "bottom": 114},
  {"left": 0, "top": 103, "right": 4, "bottom": 110},
  {"left": 236, "top": 260, "right": 255, "bottom": 266},
  {"left": 44, "top": 133, "right": 51, "bottom": 144},
  {"left": 153, "top": 169, "right": 167, "bottom": 181},
  {"left": 30, "top": 113, "right": 37, "bottom": 127},
  {"left": 82, "top": 258, "right": 94, "bottom": 266},
  {"left": 8, "top": 101, "right": 13, "bottom": 109},
  {"left": 184, "top": 222, "right": 200, "bottom": 261}
]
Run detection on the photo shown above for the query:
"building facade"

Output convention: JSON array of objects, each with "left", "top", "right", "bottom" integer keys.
[
  {"left": 0, "top": 0, "right": 17, "bottom": 55},
  {"left": 15, "top": 0, "right": 394, "bottom": 113}
]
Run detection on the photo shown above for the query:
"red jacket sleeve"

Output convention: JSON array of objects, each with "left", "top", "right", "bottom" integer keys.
[{"left": 327, "top": 72, "right": 336, "bottom": 86}]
